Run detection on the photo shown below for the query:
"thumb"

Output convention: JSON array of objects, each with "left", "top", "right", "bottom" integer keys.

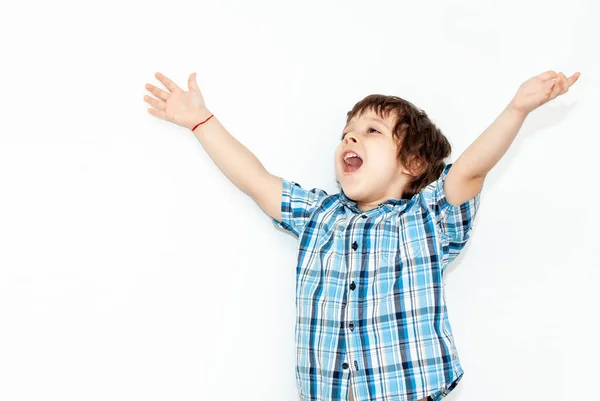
[{"left": 188, "top": 72, "right": 201, "bottom": 92}]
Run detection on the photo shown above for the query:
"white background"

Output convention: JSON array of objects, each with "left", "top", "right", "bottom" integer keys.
[{"left": 1, "top": 0, "right": 598, "bottom": 400}]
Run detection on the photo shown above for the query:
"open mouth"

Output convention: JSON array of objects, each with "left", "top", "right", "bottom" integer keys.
[{"left": 342, "top": 151, "right": 363, "bottom": 173}]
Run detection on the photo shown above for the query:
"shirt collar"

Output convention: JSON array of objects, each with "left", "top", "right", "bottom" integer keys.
[{"left": 338, "top": 188, "right": 416, "bottom": 215}]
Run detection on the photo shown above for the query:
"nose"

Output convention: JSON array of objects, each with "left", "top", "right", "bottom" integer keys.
[{"left": 344, "top": 133, "right": 358, "bottom": 144}]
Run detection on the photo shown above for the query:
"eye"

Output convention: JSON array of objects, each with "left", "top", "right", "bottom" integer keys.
[{"left": 341, "top": 127, "right": 380, "bottom": 140}]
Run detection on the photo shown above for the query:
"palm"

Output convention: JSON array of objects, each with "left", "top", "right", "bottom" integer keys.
[{"left": 164, "top": 90, "right": 205, "bottom": 125}]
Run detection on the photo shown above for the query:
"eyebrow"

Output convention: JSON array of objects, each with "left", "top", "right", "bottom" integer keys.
[{"left": 344, "top": 116, "right": 390, "bottom": 131}]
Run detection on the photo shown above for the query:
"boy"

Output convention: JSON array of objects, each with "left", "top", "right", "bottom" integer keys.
[{"left": 144, "top": 69, "right": 579, "bottom": 401}]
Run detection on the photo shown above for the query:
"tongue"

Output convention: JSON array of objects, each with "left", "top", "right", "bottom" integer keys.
[
  {"left": 345, "top": 157, "right": 363, "bottom": 172},
  {"left": 347, "top": 157, "right": 363, "bottom": 168}
]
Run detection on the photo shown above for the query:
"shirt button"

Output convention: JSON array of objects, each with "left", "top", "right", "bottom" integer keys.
[
  {"left": 361, "top": 215, "right": 367, "bottom": 219},
  {"left": 350, "top": 281, "right": 356, "bottom": 290},
  {"left": 349, "top": 322, "right": 354, "bottom": 331},
  {"left": 342, "top": 362, "right": 349, "bottom": 369},
  {"left": 352, "top": 241, "right": 358, "bottom": 250}
]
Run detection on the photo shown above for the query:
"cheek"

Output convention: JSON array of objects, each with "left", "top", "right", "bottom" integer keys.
[
  {"left": 334, "top": 147, "right": 344, "bottom": 163},
  {"left": 370, "top": 147, "right": 397, "bottom": 168}
]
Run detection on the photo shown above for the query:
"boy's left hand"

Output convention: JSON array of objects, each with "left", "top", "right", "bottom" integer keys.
[{"left": 509, "top": 70, "right": 581, "bottom": 116}]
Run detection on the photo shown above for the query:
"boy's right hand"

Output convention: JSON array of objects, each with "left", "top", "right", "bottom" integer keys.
[{"left": 144, "top": 72, "right": 209, "bottom": 130}]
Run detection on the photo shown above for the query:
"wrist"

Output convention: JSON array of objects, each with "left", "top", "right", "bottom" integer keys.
[
  {"left": 189, "top": 108, "right": 213, "bottom": 131},
  {"left": 506, "top": 101, "right": 529, "bottom": 120}
]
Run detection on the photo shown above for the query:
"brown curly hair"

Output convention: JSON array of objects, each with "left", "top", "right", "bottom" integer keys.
[{"left": 345, "top": 94, "right": 452, "bottom": 199}]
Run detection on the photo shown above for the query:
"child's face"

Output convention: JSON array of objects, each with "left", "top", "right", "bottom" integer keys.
[{"left": 335, "top": 108, "right": 413, "bottom": 211}]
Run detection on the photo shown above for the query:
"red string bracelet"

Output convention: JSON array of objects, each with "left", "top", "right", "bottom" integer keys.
[{"left": 191, "top": 114, "right": 214, "bottom": 132}]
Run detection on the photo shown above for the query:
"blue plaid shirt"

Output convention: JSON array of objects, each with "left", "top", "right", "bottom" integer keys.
[{"left": 271, "top": 163, "right": 482, "bottom": 401}]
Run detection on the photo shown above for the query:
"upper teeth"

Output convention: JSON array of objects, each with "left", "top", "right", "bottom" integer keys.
[{"left": 344, "top": 152, "right": 360, "bottom": 162}]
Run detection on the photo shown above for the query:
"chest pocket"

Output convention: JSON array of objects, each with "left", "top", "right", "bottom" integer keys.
[
  {"left": 376, "top": 213, "right": 436, "bottom": 283},
  {"left": 378, "top": 236, "right": 424, "bottom": 273}
]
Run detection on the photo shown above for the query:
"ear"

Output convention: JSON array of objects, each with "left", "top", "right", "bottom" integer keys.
[{"left": 400, "top": 156, "right": 426, "bottom": 177}]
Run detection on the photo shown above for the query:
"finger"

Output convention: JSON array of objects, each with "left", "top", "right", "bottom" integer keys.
[
  {"left": 145, "top": 83, "right": 170, "bottom": 101},
  {"left": 559, "top": 73, "right": 569, "bottom": 94},
  {"left": 188, "top": 72, "right": 201, "bottom": 92},
  {"left": 537, "top": 70, "right": 558, "bottom": 81},
  {"left": 155, "top": 72, "right": 180, "bottom": 92},
  {"left": 554, "top": 73, "right": 565, "bottom": 95},
  {"left": 143, "top": 94, "right": 166, "bottom": 110},
  {"left": 567, "top": 72, "right": 581, "bottom": 87},
  {"left": 147, "top": 107, "right": 167, "bottom": 120},
  {"left": 548, "top": 79, "right": 562, "bottom": 100}
]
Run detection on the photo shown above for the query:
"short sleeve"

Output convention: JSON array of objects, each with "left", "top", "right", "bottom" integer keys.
[
  {"left": 420, "top": 163, "right": 482, "bottom": 263},
  {"left": 271, "top": 178, "right": 329, "bottom": 238}
]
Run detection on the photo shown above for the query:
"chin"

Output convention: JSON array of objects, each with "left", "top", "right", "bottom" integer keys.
[{"left": 340, "top": 181, "right": 364, "bottom": 199}]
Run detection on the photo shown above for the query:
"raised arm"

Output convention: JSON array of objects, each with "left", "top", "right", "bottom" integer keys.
[
  {"left": 444, "top": 70, "right": 580, "bottom": 206},
  {"left": 191, "top": 108, "right": 283, "bottom": 223},
  {"left": 144, "top": 72, "right": 283, "bottom": 223}
]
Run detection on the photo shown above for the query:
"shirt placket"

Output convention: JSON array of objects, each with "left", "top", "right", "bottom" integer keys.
[{"left": 342, "top": 212, "right": 369, "bottom": 385}]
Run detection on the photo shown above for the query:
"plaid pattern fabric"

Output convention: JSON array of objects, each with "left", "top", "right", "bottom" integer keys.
[{"left": 272, "top": 163, "right": 481, "bottom": 401}]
